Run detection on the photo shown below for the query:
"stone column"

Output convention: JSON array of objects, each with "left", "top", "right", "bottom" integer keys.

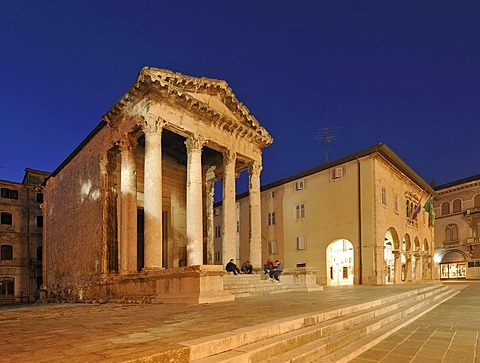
[
  {"left": 249, "top": 161, "right": 263, "bottom": 269},
  {"left": 118, "top": 133, "right": 138, "bottom": 273},
  {"left": 143, "top": 117, "right": 165, "bottom": 269},
  {"left": 405, "top": 252, "right": 413, "bottom": 282},
  {"left": 414, "top": 253, "right": 422, "bottom": 281},
  {"left": 185, "top": 135, "right": 206, "bottom": 266},
  {"left": 393, "top": 251, "right": 401, "bottom": 283},
  {"left": 222, "top": 150, "right": 237, "bottom": 266},
  {"left": 205, "top": 177, "right": 215, "bottom": 265}
]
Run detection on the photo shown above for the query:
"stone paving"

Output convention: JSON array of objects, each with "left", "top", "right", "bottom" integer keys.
[{"left": 0, "top": 281, "right": 478, "bottom": 362}]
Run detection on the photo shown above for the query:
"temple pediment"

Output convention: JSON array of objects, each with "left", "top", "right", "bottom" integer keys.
[{"left": 104, "top": 67, "right": 273, "bottom": 148}]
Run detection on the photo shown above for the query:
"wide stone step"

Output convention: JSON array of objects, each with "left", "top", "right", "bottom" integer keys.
[{"left": 184, "top": 284, "right": 447, "bottom": 362}]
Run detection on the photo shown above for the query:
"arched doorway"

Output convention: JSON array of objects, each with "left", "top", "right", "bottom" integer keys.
[
  {"left": 384, "top": 228, "right": 400, "bottom": 284},
  {"left": 439, "top": 250, "right": 467, "bottom": 279},
  {"left": 327, "top": 239, "right": 354, "bottom": 286}
]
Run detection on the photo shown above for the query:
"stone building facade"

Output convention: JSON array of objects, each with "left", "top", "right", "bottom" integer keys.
[
  {"left": 0, "top": 168, "right": 49, "bottom": 302},
  {"left": 42, "top": 67, "right": 272, "bottom": 304},
  {"left": 215, "top": 143, "right": 436, "bottom": 286},
  {"left": 433, "top": 174, "right": 480, "bottom": 280}
]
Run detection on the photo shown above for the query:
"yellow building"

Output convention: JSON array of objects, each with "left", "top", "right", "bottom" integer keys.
[
  {"left": 433, "top": 174, "right": 480, "bottom": 280},
  {"left": 221, "top": 143, "right": 436, "bottom": 286},
  {"left": 0, "top": 169, "right": 49, "bottom": 302}
]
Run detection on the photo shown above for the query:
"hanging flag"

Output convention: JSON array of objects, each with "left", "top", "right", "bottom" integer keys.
[
  {"left": 423, "top": 197, "right": 435, "bottom": 228},
  {"left": 411, "top": 203, "right": 421, "bottom": 220}
]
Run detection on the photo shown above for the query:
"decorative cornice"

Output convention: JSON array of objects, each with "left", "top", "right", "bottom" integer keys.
[{"left": 103, "top": 67, "right": 273, "bottom": 148}]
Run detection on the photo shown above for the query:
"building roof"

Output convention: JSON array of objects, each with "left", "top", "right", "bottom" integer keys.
[{"left": 434, "top": 173, "right": 480, "bottom": 191}]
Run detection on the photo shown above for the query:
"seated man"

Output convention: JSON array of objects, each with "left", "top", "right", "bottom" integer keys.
[
  {"left": 263, "top": 258, "right": 274, "bottom": 274},
  {"left": 241, "top": 261, "right": 253, "bottom": 274},
  {"left": 225, "top": 259, "right": 240, "bottom": 275},
  {"left": 269, "top": 260, "right": 283, "bottom": 282}
]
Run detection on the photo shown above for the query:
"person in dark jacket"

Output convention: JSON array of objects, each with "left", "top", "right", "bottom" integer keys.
[
  {"left": 269, "top": 260, "right": 283, "bottom": 282},
  {"left": 226, "top": 259, "right": 240, "bottom": 275},
  {"left": 241, "top": 261, "right": 253, "bottom": 274}
]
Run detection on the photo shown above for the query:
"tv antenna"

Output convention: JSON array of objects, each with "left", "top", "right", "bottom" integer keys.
[{"left": 315, "top": 125, "right": 340, "bottom": 163}]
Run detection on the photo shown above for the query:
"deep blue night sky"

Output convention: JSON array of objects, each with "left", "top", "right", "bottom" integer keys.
[{"left": 1, "top": 1, "right": 479, "bottom": 191}]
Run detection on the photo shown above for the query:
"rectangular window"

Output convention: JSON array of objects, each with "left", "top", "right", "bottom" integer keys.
[
  {"left": 36, "top": 193, "right": 44, "bottom": 203},
  {"left": 332, "top": 166, "right": 345, "bottom": 180},
  {"left": 381, "top": 186, "right": 387, "bottom": 207},
  {"left": 0, "top": 213, "right": 13, "bottom": 225},
  {"left": 236, "top": 220, "right": 240, "bottom": 234},
  {"left": 215, "top": 225, "right": 221, "bottom": 238},
  {"left": 0, "top": 245, "right": 13, "bottom": 260},
  {"left": 296, "top": 203, "right": 305, "bottom": 219},
  {"left": 214, "top": 208, "right": 220, "bottom": 216},
  {"left": 295, "top": 180, "right": 305, "bottom": 191},
  {"left": 393, "top": 194, "right": 399, "bottom": 212},
  {"left": 1, "top": 188, "right": 18, "bottom": 200},
  {"left": 37, "top": 216, "right": 43, "bottom": 228},
  {"left": 214, "top": 251, "right": 221, "bottom": 263},
  {"left": 268, "top": 211, "right": 276, "bottom": 226},
  {"left": 296, "top": 235, "right": 306, "bottom": 250},
  {"left": 267, "top": 190, "right": 276, "bottom": 200},
  {"left": 269, "top": 241, "right": 278, "bottom": 254}
]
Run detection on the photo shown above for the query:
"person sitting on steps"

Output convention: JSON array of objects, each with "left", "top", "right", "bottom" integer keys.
[
  {"left": 225, "top": 259, "right": 240, "bottom": 275},
  {"left": 269, "top": 259, "right": 283, "bottom": 282},
  {"left": 241, "top": 260, "right": 253, "bottom": 274}
]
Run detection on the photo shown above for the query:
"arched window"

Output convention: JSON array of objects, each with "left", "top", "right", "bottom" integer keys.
[
  {"left": 474, "top": 195, "right": 480, "bottom": 208},
  {"left": 445, "top": 224, "right": 458, "bottom": 242},
  {"left": 0, "top": 212, "right": 12, "bottom": 225},
  {"left": 0, "top": 245, "right": 13, "bottom": 260},
  {"left": 452, "top": 199, "right": 462, "bottom": 213},
  {"left": 441, "top": 202, "right": 450, "bottom": 216}
]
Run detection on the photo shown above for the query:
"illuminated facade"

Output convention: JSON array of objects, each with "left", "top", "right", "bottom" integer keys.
[
  {"left": 433, "top": 174, "right": 480, "bottom": 280},
  {"left": 217, "top": 144, "right": 437, "bottom": 286},
  {"left": 0, "top": 169, "right": 49, "bottom": 302},
  {"left": 42, "top": 67, "right": 272, "bottom": 304}
]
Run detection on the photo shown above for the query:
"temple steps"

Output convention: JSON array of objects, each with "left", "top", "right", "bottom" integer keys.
[
  {"left": 223, "top": 274, "right": 289, "bottom": 297},
  {"left": 184, "top": 283, "right": 457, "bottom": 363}
]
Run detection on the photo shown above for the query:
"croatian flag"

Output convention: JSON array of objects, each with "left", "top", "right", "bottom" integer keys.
[{"left": 411, "top": 203, "right": 421, "bottom": 220}]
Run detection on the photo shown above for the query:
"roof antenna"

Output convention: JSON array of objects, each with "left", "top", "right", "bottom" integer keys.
[{"left": 315, "top": 124, "right": 340, "bottom": 163}]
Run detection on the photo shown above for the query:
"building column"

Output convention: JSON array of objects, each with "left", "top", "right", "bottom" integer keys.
[
  {"left": 222, "top": 150, "right": 237, "bottom": 266},
  {"left": 185, "top": 134, "right": 206, "bottom": 266},
  {"left": 143, "top": 118, "right": 165, "bottom": 269},
  {"left": 204, "top": 175, "right": 215, "bottom": 265},
  {"left": 249, "top": 161, "right": 263, "bottom": 270},
  {"left": 393, "top": 251, "right": 401, "bottom": 283},
  {"left": 414, "top": 253, "right": 422, "bottom": 280},
  {"left": 118, "top": 133, "right": 138, "bottom": 273}
]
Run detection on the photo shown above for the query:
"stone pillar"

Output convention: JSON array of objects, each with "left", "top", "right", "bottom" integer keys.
[
  {"left": 205, "top": 177, "right": 215, "bottom": 265},
  {"left": 414, "top": 253, "right": 422, "bottom": 281},
  {"left": 222, "top": 150, "right": 237, "bottom": 266},
  {"left": 118, "top": 133, "right": 138, "bottom": 273},
  {"left": 405, "top": 252, "right": 413, "bottom": 282},
  {"left": 143, "top": 118, "right": 165, "bottom": 269},
  {"left": 393, "top": 251, "right": 402, "bottom": 283},
  {"left": 249, "top": 161, "right": 263, "bottom": 270},
  {"left": 185, "top": 135, "right": 206, "bottom": 266}
]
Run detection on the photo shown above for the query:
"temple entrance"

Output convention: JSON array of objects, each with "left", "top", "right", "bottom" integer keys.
[{"left": 327, "top": 239, "right": 354, "bottom": 286}]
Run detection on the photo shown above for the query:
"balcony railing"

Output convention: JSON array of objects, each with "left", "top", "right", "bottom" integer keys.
[
  {"left": 443, "top": 240, "right": 460, "bottom": 248},
  {"left": 467, "top": 237, "right": 480, "bottom": 245},
  {"left": 465, "top": 207, "right": 480, "bottom": 215}
]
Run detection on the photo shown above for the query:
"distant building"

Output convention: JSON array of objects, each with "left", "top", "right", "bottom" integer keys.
[
  {"left": 0, "top": 168, "right": 49, "bottom": 302},
  {"left": 215, "top": 143, "right": 437, "bottom": 286},
  {"left": 433, "top": 174, "right": 480, "bottom": 280}
]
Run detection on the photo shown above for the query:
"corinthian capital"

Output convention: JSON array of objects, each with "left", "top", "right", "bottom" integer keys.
[
  {"left": 143, "top": 115, "right": 167, "bottom": 135},
  {"left": 223, "top": 150, "right": 236, "bottom": 165},
  {"left": 185, "top": 134, "right": 207, "bottom": 153},
  {"left": 248, "top": 161, "right": 263, "bottom": 176},
  {"left": 116, "top": 132, "right": 138, "bottom": 152}
]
